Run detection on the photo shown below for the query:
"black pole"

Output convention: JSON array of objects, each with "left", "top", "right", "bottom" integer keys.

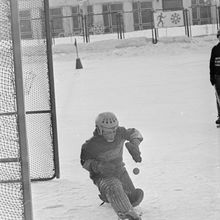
[
  {"left": 218, "top": 6, "right": 220, "bottom": 29},
  {"left": 183, "top": 9, "right": 190, "bottom": 37},
  {"left": 80, "top": 14, "right": 85, "bottom": 43},
  {"left": 186, "top": 9, "right": 190, "bottom": 37},
  {"left": 122, "top": 18, "right": 125, "bottom": 39},
  {"left": 75, "top": 40, "right": 79, "bottom": 58},
  {"left": 10, "top": 0, "right": 33, "bottom": 218},
  {"left": 216, "top": 6, "right": 219, "bottom": 30},
  {"left": 183, "top": 9, "right": 187, "bottom": 36},
  {"left": 44, "top": 0, "right": 60, "bottom": 179},
  {"left": 151, "top": 10, "right": 158, "bottom": 44},
  {"left": 116, "top": 13, "right": 119, "bottom": 39},
  {"left": 152, "top": 28, "right": 158, "bottom": 44},
  {"left": 84, "top": 15, "right": 89, "bottom": 43},
  {"left": 119, "top": 13, "right": 122, "bottom": 39},
  {"left": 119, "top": 13, "right": 124, "bottom": 39}
]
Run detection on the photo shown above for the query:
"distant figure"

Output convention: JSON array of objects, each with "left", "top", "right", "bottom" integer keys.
[
  {"left": 157, "top": 12, "right": 166, "bottom": 27},
  {"left": 210, "top": 29, "right": 220, "bottom": 124},
  {"left": 80, "top": 112, "right": 144, "bottom": 220}
]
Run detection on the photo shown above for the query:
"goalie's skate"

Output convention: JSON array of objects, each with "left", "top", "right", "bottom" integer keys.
[
  {"left": 130, "top": 188, "right": 144, "bottom": 207},
  {"left": 118, "top": 209, "right": 142, "bottom": 220}
]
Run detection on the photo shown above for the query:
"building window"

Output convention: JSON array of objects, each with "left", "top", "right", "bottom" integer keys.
[
  {"left": 162, "top": 0, "right": 183, "bottom": 11},
  {"left": 72, "top": 6, "right": 82, "bottom": 35},
  {"left": 191, "top": 0, "right": 211, "bottom": 25},
  {"left": 102, "top": 3, "right": 123, "bottom": 33},
  {"left": 71, "top": 5, "right": 93, "bottom": 35},
  {"left": 19, "top": 10, "right": 32, "bottom": 39},
  {"left": 132, "top": 1, "right": 153, "bottom": 31},
  {"left": 192, "top": 0, "right": 211, "bottom": 5},
  {"left": 87, "top": 5, "right": 94, "bottom": 34},
  {"left": 50, "top": 8, "right": 63, "bottom": 37}
]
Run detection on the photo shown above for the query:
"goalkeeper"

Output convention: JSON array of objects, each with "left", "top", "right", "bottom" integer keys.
[{"left": 80, "top": 112, "right": 144, "bottom": 220}]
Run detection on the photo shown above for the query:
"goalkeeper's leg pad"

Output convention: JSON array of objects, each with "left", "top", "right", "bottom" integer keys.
[
  {"left": 98, "top": 177, "right": 138, "bottom": 218},
  {"left": 119, "top": 169, "right": 136, "bottom": 194}
]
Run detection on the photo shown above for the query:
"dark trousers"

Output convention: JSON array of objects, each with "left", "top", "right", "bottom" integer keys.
[{"left": 215, "top": 75, "right": 220, "bottom": 117}]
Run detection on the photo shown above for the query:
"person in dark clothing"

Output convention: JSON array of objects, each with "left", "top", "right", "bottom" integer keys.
[
  {"left": 209, "top": 29, "right": 220, "bottom": 124},
  {"left": 80, "top": 112, "right": 144, "bottom": 220}
]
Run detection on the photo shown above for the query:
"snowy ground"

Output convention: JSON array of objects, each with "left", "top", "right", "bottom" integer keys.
[{"left": 32, "top": 33, "right": 220, "bottom": 220}]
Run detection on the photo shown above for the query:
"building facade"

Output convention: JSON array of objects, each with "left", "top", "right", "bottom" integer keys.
[{"left": 19, "top": 0, "right": 219, "bottom": 39}]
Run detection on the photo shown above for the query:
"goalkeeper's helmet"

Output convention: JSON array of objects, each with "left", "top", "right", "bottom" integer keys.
[{"left": 95, "top": 112, "right": 119, "bottom": 142}]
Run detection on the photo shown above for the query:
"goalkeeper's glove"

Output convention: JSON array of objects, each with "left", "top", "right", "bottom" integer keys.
[{"left": 125, "top": 140, "right": 142, "bottom": 163}]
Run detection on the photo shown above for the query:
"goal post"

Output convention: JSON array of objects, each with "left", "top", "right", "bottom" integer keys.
[
  {"left": 0, "top": 0, "right": 33, "bottom": 219},
  {"left": 44, "top": 0, "right": 60, "bottom": 180},
  {"left": 11, "top": 0, "right": 33, "bottom": 218}
]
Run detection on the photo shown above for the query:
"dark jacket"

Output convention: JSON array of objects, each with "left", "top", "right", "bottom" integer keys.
[
  {"left": 80, "top": 126, "right": 143, "bottom": 182},
  {"left": 210, "top": 42, "right": 220, "bottom": 78}
]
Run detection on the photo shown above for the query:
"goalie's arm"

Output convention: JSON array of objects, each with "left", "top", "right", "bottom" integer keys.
[
  {"left": 80, "top": 146, "right": 116, "bottom": 174},
  {"left": 80, "top": 145, "right": 97, "bottom": 172},
  {"left": 121, "top": 127, "right": 143, "bottom": 162}
]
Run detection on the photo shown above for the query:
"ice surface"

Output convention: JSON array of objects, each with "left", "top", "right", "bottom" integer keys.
[{"left": 31, "top": 30, "right": 220, "bottom": 220}]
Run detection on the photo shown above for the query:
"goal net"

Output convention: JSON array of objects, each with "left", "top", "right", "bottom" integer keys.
[
  {"left": 19, "top": 0, "right": 59, "bottom": 182},
  {"left": 0, "top": 0, "right": 59, "bottom": 219}
]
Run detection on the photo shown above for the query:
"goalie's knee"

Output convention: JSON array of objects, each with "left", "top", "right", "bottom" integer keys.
[{"left": 99, "top": 177, "right": 122, "bottom": 193}]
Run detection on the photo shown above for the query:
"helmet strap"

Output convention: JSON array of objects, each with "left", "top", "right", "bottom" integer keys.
[{"left": 96, "top": 125, "right": 102, "bottom": 135}]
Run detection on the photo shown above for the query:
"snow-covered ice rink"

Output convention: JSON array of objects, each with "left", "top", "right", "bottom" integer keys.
[{"left": 32, "top": 33, "right": 220, "bottom": 220}]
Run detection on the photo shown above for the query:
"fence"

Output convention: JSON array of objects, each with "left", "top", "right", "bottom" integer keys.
[
  {"left": 46, "top": 6, "right": 220, "bottom": 44},
  {"left": 17, "top": 3, "right": 220, "bottom": 45}
]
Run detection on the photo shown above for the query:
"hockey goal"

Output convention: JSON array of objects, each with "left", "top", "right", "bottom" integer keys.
[{"left": 0, "top": 0, "right": 59, "bottom": 219}]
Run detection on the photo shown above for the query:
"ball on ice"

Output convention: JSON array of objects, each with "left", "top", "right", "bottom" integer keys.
[{"left": 133, "top": 167, "right": 140, "bottom": 175}]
